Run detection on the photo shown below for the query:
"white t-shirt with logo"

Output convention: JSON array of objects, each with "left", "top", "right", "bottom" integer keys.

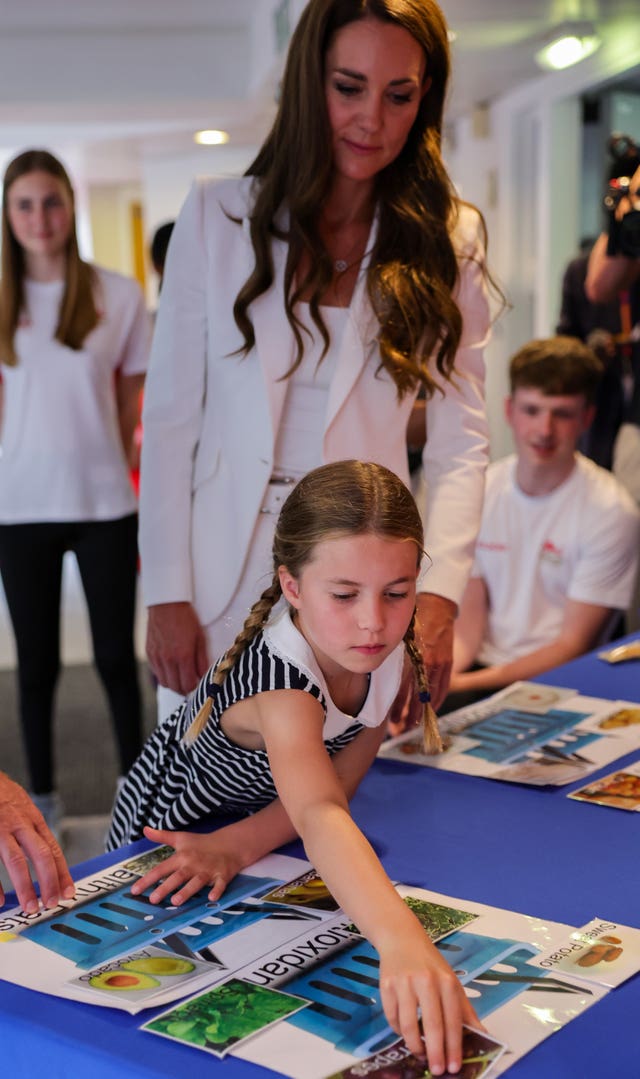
[
  {"left": 0, "top": 266, "right": 150, "bottom": 522},
  {"left": 473, "top": 453, "right": 640, "bottom": 666}
]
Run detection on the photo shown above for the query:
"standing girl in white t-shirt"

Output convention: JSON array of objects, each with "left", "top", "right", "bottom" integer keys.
[{"left": 0, "top": 149, "right": 151, "bottom": 832}]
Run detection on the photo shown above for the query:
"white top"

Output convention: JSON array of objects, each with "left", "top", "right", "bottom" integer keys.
[
  {"left": 273, "top": 304, "right": 345, "bottom": 479},
  {"left": 0, "top": 266, "right": 150, "bottom": 522},
  {"left": 264, "top": 604, "right": 404, "bottom": 737},
  {"left": 473, "top": 453, "right": 640, "bottom": 666}
]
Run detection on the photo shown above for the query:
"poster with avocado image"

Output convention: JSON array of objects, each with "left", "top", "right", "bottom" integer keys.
[
  {"left": 68, "top": 945, "right": 217, "bottom": 1013},
  {"left": 0, "top": 850, "right": 330, "bottom": 1013},
  {"left": 0, "top": 847, "right": 620, "bottom": 1077}
]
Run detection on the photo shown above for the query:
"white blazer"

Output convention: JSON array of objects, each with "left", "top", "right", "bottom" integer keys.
[{"left": 140, "top": 177, "right": 491, "bottom": 626}]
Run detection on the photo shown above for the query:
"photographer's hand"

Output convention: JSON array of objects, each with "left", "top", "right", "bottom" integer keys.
[
  {"left": 612, "top": 164, "right": 640, "bottom": 221},
  {"left": 586, "top": 165, "right": 640, "bottom": 304}
]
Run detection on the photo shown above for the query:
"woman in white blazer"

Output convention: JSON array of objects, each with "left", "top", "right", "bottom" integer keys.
[{"left": 140, "top": 0, "right": 493, "bottom": 719}]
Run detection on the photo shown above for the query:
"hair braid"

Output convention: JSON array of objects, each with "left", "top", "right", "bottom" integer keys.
[
  {"left": 404, "top": 611, "right": 443, "bottom": 754},
  {"left": 182, "top": 577, "right": 283, "bottom": 745},
  {"left": 212, "top": 578, "right": 283, "bottom": 686}
]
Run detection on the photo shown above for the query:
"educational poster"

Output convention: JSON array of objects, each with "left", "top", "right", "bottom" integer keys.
[
  {"left": 378, "top": 683, "right": 640, "bottom": 787},
  {"left": 0, "top": 850, "right": 333, "bottom": 1013},
  {"left": 0, "top": 848, "right": 631, "bottom": 1076},
  {"left": 229, "top": 882, "right": 613, "bottom": 1079}
]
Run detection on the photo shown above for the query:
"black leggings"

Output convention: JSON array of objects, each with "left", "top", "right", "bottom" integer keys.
[{"left": 0, "top": 515, "right": 142, "bottom": 794}]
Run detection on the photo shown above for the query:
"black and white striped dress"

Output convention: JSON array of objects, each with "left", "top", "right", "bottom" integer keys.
[{"left": 107, "top": 607, "right": 403, "bottom": 849}]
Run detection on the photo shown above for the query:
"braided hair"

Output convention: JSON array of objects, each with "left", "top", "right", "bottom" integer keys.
[{"left": 185, "top": 460, "right": 443, "bottom": 753}]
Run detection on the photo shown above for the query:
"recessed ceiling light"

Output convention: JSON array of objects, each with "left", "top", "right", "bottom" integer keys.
[
  {"left": 194, "top": 129, "right": 230, "bottom": 146},
  {"left": 535, "top": 22, "right": 601, "bottom": 71}
]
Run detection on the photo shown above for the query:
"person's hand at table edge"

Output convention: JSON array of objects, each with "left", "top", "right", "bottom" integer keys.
[{"left": 0, "top": 772, "right": 75, "bottom": 913}]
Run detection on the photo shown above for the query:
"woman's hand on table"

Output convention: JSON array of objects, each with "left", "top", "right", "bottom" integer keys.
[
  {"left": 0, "top": 773, "right": 75, "bottom": 912},
  {"left": 130, "top": 825, "right": 242, "bottom": 906}
]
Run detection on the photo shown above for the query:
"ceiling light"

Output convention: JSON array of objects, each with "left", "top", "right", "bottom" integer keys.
[
  {"left": 535, "top": 21, "right": 601, "bottom": 71},
  {"left": 194, "top": 129, "right": 230, "bottom": 146}
]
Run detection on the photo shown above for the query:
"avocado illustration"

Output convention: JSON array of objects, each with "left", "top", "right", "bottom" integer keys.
[
  {"left": 89, "top": 969, "right": 160, "bottom": 991},
  {"left": 122, "top": 956, "right": 195, "bottom": 976}
]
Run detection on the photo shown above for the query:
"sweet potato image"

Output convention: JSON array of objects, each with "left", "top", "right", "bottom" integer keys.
[{"left": 577, "top": 939, "right": 624, "bottom": 966}]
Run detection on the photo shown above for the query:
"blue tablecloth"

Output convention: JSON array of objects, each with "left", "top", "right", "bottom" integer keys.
[{"left": 2, "top": 638, "right": 639, "bottom": 1076}]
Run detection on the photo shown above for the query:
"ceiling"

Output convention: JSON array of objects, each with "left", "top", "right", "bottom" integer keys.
[{"left": 0, "top": 0, "right": 638, "bottom": 180}]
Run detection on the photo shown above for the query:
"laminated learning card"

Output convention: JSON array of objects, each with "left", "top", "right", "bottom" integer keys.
[
  {"left": 379, "top": 683, "right": 640, "bottom": 787},
  {"left": 0, "top": 847, "right": 626, "bottom": 1076}
]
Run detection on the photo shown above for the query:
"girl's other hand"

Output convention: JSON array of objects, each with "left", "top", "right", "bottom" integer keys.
[
  {"left": 129, "top": 826, "right": 242, "bottom": 906},
  {"left": 378, "top": 929, "right": 481, "bottom": 1074}
]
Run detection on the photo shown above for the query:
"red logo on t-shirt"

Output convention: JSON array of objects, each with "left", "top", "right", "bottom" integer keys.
[{"left": 541, "top": 539, "right": 563, "bottom": 564}]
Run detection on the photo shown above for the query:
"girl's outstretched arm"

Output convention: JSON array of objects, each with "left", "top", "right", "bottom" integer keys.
[
  {"left": 130, "top": 720, "right": 386, "bottom": 905},
  {"left": 258, "top": 691, "right": 480, "bottom": 1075}
]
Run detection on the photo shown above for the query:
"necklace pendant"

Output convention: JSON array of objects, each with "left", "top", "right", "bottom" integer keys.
[{"left": 334, "top": 258, "right": 348, "bottom": 273}]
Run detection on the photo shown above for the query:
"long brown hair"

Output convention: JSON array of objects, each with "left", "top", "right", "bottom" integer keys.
[
  {"left": 185, "top": 460, "right": 443, "bottom": 753},
  {"left": 0, "top": 149, "right": 99, "bottom": 366},
  {"left": 233, "top": 0, "right": 476, "bottom": 400}
]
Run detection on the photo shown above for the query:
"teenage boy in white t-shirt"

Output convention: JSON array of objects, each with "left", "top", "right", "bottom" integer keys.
[{"left": 445, "top": 336, "right": 640, "bottom": 709}]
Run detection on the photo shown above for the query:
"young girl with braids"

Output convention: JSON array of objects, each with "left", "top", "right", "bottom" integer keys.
[{"left": 109, "top": 460, "right": 479, "bottom": 1073}]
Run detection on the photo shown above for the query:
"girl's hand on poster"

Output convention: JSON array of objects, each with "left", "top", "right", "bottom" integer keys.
[
  {"left": 130, "top": 826, "right": 242, "bottom": 906},
  {"left": 377, "top": 927, "right": 481, "bottom": 1074}
]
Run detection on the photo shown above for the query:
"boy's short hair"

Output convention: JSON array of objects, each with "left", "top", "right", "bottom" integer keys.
[{"left": 509, "top": 336, "right": 603, "bottom": 404}]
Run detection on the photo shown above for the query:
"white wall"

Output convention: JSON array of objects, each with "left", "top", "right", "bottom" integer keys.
[
  {"left": 140, "top": 143, "right": 260, "bottom": 306},
  {"left": 447, "top": 37, "right": 640, "bottom": 462},
  {"left": 89, "top": 183, "right": 143, "bottom": 278}
]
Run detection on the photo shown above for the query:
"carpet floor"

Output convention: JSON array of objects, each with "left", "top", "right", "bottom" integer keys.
[
  {"left": 0, "top": 661, "right": 157, "bottom": 816},
  {"left": 0, "top": 662, "right": 158, "bottom": 896}
]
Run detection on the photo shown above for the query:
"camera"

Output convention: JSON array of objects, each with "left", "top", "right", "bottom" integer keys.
[
  {"left": 605, "top": 179, "right": 640, "bottom": 258},
  {"left": 604, "top": 133, "right": 640, "bottom": 258}
]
